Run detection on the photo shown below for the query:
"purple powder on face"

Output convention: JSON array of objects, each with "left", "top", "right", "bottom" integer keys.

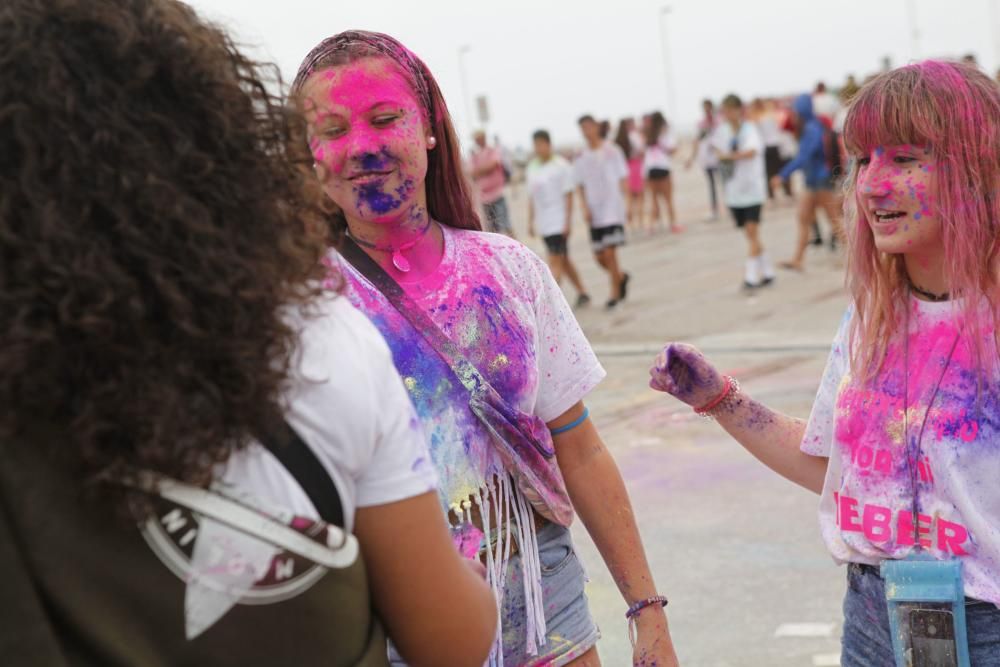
[
  {"left": 354, "top": 177, "right": 416, "bottom": 215},
  {"left": 359, "top": 147, "right": 393, "bottom": 172},
  {"left": 356, "top": 182, "right": 400, "bottom": 213}
]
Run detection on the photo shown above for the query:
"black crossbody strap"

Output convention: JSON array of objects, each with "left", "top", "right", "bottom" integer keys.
[
  {"left": 339, "top": 237, "right": 489, "bottom": 397},
  {"left": 258, "top": 421, "right": 344, "bottom": 528}
]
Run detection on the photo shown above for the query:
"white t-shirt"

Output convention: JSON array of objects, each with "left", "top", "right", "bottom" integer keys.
[
  {"left": 169, "top": 296, "right": 437, "bottom": 638},
  {"left": 573, "top": 142, "right": 629, "bottom": 228},
  {"left": 803, "top": 300, "right": 1000, "bottom": 604},
  {"left": 712, "top": 121, "right": 767, "bottom": 208},
  {"left": 334, "top": 226, "right": 606, "bottom": 515},
  {"left": 695, "top": 118, "right": 719, "bottom": 169},
  {"left": 642, "top": 130, "right": 678, "bottom": 173},
  {"left": 527, "top": 155, "right": 575, "bottom": 237},
  {"left": 220, "top": 296, "right": 437, "bottom": 532},
  {"left": 756, "top": 115, "right": 782, "bottom": 148}
]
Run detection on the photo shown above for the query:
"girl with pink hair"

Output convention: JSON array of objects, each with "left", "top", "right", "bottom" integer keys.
[{"left": 650, "top": 60, "right": 1000, "bottom": 665}]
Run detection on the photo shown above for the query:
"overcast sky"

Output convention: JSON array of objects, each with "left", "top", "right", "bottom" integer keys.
[{"left": 190, "top": 0, "right": 1000, "bottom": 150}]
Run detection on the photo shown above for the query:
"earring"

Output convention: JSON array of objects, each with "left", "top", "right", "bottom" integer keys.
[{"left": 427, "top": 136, "right": 437, "bottom": 148}]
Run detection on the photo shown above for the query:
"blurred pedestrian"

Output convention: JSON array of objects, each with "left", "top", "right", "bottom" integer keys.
[
  {"left": 775, "top": 94, "right": 843, "bottom": 271},
  {"left": 575, "top": 115, "right": 631, "bottom": 309},
  {"left": 615, "top": 117, "right": 647, "bottom": 229},
  {"left": 643, "top": 111, "right": 683, "bottom": 233},
  {"left": 528, "top": 129, "right": 591, "bottom": 307},
  {"left": 470, "top": 130, "right": 515, "bottom": 237},
  {"left": 685, "top": 99, "right": 721, "bottom": 221},
  {"left": 713, "top": 94, "right": 774, "bottom": 290}
]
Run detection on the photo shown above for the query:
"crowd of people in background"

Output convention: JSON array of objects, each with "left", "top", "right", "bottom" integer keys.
[{"left": 468, "top": 74, "right": 866, "bottom": 300}]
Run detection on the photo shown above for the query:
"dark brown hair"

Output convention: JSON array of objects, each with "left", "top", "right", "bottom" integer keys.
[
  {"left": 0, "top": 0, "right": 327, "bottom": 503},
  {"left": 614, "top": 119, "right": 634, "bottom": 160},
  {"left": 292, "top": 31, "right": 481, "bottom": 233},
  {"left": 645, "top": 111, "right": 668, "bottom": 147}
]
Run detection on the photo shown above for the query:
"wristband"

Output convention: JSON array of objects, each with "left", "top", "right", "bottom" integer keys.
[
  {"left": 694, "top": 375, "right": 739, "bottom": 417},
  {"left": 626, "top": 595, "right": 669, "bottom": 647},
  {"left": 549, "top": 407, "right": 589, "bottom": 435}
]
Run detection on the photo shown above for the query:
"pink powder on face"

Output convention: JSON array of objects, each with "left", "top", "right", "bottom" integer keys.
[
  {"left": 301, "top": 58, "right": 430, "bottom": 225},
  {"left": 857, "top": 144, "right": 939, "bottom": 248}
]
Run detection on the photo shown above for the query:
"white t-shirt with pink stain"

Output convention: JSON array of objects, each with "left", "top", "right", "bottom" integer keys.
[{"left": 803, "top": 299, "right": 1000, "bottom": 604}]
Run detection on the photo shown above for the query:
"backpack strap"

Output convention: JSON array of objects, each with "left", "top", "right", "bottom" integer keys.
[{"left": 257, "top": 421, "right": 345, "bottom": 528}]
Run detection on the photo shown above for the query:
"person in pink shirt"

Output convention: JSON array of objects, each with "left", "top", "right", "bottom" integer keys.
[{"left": 469, "top": 130, "right": 514, "bottom": 237}]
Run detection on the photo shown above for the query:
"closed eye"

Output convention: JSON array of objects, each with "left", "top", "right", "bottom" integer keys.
[{"left": 372, "top": 114, "right": 401, "bottom": 128}]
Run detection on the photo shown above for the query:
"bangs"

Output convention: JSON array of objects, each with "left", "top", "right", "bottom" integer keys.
[{"left": 843, "top": 68, "right": 938, "bottom": 155}]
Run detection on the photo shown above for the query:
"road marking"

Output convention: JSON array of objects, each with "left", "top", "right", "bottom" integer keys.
[
  {"left": 774, "top": 622, "right": 835, "bottom": 638},
  {"left": 812, "top": 653, "right": 841, "bottom": 666}
]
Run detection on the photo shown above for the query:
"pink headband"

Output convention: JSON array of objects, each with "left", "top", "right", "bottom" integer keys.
[{"left": 292, "top": 30, "right": 434, "bottom": 122}]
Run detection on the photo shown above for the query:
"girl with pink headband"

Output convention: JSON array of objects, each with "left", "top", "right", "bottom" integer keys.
[
  {"left": 651, "top": 60, "right": 1000, "bottom": 665},
  {"left": 294, "top": 30, "right": 678, "bottom": 667}
]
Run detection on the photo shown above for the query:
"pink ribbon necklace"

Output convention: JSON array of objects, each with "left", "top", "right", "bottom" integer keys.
[{"left": 348, "top": 217, "right": 433, "bottom": 273}]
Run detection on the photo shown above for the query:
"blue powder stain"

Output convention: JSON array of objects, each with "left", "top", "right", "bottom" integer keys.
[
  {"left": 359, "top": 147, "right": 393, "bottom": 172},
  {"left": 914, "top": 212, "right": 922, "bottom": 220},
  {"left": 875, "top": 146, "right": 885, "bottom": 157},
  {"left": 357, "top": 183, "right": 401, "bottom": 213}
]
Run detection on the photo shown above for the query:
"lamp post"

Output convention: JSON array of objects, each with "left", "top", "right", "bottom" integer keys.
[
  {"left": 905, "top": 0, "right": 920, "bottom": 60},
  {"left": 658, "top": 6, "right": 678, "bottom": 121},
  {"left": 458, "top": 45, "right": 475, "bottom": 139}
]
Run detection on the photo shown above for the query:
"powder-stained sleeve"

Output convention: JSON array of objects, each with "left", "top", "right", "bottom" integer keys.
[
  {"left": 354, "top": 314, "right": 439, "bottom": 508},
  {"left": 801, "top": 307, "right": 853, "bottom": 457},
  {"left": 527, "top": 252, "right": 606, "bottom": 423}
]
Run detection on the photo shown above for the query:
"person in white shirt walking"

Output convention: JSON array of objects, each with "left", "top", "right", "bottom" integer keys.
[
  {"left": 527, "top": 130, "right": 591, "bottom": 308},
  {"left": 685, "top": 99, "right": 721, "bottom": 221},
  {"left": 712, "top": 94, "right": 775, "bottom": 290},
  {"left": 574, "top": 115, "right": 631, "bottom": 309}
]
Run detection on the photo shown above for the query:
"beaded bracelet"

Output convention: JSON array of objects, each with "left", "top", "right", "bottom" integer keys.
[
  {"left": 694, "top": 375, "right": 740, "bottom": 418},
  {"left": 626, "top": 595, "right": 669, "bottom": 647}
]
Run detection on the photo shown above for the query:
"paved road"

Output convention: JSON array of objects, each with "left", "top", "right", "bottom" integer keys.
[{"left": 506, "top": 161, "right": 850, "bottom": 666}]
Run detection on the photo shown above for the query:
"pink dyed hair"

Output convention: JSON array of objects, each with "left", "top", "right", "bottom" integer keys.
[
  {"left": 291, "top": 30, "right": 481, "bottom": 233},
  {"left": 842, "top": 60, "right": 1000, "bottom": 381}
]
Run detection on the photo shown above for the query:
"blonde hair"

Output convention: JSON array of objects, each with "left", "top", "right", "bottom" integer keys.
[{"left": 842, "top": 60, "right": 1000, "bottom": 382}]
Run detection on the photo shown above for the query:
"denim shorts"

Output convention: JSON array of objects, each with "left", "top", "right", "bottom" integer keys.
[
  {"left": 388, "top": 523, "right": 599, "bottom": 667},
  {"left": 842, "top": 562, "right": 1000, "bottom": 666},
  {"left": 501, "top": 522, "right": 600, "bottom": 666}
]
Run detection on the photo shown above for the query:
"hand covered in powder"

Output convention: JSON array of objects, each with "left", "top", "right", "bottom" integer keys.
[{"left": 649, "top": 343, "right": 725, "bottom": 409}]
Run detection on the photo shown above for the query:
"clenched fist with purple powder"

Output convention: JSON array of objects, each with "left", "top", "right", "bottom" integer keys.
[{"left": 649, "top": 343, "right": 726, "bottom": 409}]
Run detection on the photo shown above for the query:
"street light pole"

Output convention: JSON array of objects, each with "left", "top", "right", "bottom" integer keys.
[
  {"left": 905, "top": 0, "right": 920, "bottom": 60},
  {"left": 658, "top": 6, "right": 678, "bottom": 121},
  {"left": 457, "top": 45, "right": 475, "bottom": 140}
]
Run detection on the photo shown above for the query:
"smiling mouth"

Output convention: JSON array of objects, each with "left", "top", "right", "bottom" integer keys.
[
  {"left": 348, "top": 170, "right": 393, "bottom": 182},
  {"left": 872, "top": 209, "right": 906, "bottom": 222}
]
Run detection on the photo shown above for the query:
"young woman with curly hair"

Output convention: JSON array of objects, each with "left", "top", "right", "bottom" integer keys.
[
  {"left": 0, "top": 1, "right": 495, "bottom": 665},
  {"left": 651, "top": 61, "right": 1000, "bottom": 665}
]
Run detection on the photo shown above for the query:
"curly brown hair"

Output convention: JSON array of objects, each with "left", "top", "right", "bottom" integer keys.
[{"left": 0, "top": 0, "right": 328, "bottom": 504}]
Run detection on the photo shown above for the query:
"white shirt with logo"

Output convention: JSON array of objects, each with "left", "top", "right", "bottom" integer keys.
[{"left": 804, "top": 300, "right": 1000, "bottom": 604}]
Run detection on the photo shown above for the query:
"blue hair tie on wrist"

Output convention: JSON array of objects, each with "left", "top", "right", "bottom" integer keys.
[{"left": 549, "top": 407, "right": 590, "bottom": 435}]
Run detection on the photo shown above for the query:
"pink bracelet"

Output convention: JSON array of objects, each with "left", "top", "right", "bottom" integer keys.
[{"left": 694, "top": 376, "right": 740, "bottom": 417}]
